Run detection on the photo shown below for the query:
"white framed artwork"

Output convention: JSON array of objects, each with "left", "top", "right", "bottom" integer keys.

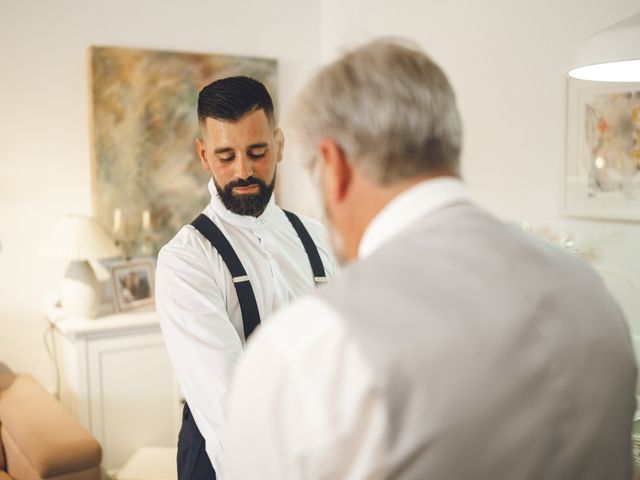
[{"left": 564, "top": 78, "right": 640, "bottom": 221}]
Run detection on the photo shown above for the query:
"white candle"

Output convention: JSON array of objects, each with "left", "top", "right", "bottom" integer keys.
[
  {"left": 113, "top": 208, "right": 122, "bottom": 234},
  {"left": 142, "top": 209, "right": 151, "bottom": 231}
]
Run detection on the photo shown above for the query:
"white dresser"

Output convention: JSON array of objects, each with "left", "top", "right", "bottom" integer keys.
[{"left": 47, "top": 307, "right": 182, "bottom": 472}]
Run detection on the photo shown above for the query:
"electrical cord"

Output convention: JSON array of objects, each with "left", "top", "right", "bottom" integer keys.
[{"left": 43, "top": 319, "right": 61, "bottom": 400}]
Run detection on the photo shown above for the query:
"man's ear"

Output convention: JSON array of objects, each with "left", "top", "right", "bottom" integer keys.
[
  {"left": 196, "top": 137, "right": 210, "bottom": 172},
  {"left": 274, "top": 128, "right": 284, "bottom": 163},
  {"left": 318, "top": 138, "right": 352, "bottom": 203}
]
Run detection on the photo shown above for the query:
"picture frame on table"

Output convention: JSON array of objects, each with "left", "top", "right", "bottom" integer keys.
[
  {"left": 111, "top": 258, "right": 156, "bottom": 312},
  {"left": 564, "top": 77, "right": 640, "bottom": 221}
]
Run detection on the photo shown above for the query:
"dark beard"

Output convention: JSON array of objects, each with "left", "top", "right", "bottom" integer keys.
[{"left": 214, "top": 173, "right": 276, "bottom": 217}]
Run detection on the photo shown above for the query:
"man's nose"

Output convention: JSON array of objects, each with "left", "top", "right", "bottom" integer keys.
[{"left": 234, "top": 154, "right": 253, "bottom": 179}]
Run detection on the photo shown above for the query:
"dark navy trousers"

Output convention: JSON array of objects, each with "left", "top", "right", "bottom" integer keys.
[{"left": 177, "top": 403, "right": 216, "bottom": 479}]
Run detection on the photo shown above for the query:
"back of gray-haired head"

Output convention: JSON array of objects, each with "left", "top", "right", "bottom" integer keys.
[{"left": 294, "top": 39, "right": 462, "bottom": 184}]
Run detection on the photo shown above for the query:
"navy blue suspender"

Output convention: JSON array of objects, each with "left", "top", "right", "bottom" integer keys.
[
  {"left": 190, "top": 209, "right": 327, "bottom": 340},
  {"left": 283, "top": 210, "right": 327, "bottom": 285},
  {"left": 191, "top": 214, "right": 262, "bottom": 340}
]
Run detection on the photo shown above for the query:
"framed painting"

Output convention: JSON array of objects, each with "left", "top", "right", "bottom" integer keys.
[
  {"left": 564, "top": 78, "right": 640, "bottom": 221},
  {"left": 89, "top": 46, "right": 278, "bottom": 256}
]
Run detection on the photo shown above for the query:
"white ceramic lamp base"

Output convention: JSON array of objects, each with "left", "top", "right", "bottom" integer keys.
[{"left": 60, "top": 260, "right": 100, "bottom": 318}]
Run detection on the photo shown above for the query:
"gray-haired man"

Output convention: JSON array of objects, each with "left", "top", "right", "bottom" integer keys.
[{"left": 223, "top": 39, "right": 637, "bottom": 479}]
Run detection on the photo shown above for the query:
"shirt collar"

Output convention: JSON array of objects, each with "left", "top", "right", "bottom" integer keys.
[
  {"left": 358, "top": 177, "right": 472, "bottom": 259},
  {"left": 208, "top": 178, "right": 278, "bottom": 229}
]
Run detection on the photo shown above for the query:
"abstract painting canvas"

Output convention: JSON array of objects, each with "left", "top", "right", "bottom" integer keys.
[
  {"left": 564, "top": 78, "right": 640, "bottom": 221},
  {"left": 90, "top": 46, "right": 277, "bottom": 256}
]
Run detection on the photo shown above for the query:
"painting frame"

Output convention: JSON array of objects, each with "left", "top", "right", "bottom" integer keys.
[
  {"left": 111, "top": 258, "right": 156, "bottom": 313},
  {"left": 563, "top": 77, "right": 640, "bottom": 221},
  {"left": 89, "top": 46, "right": 278, "bottom": 256}
]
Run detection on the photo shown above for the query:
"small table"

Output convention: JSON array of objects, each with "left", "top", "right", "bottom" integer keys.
[{"left": 115, "top": 447, "right": 178, "bottom": 480}]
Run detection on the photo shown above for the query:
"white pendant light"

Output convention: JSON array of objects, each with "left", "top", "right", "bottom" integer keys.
[{"left": 569, "top": 12, "right": 640, "bottom": 82}]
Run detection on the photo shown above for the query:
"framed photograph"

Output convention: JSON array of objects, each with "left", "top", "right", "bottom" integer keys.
[
  {"left": 111, "top": 259, "right": 156, "bottom": 312},
  {"left": 564, "top": 78, "right": 640, "bottom": 221}
]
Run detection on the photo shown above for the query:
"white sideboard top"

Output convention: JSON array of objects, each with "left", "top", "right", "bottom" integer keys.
[{"left": 46, "top": 305, "right": 159, "bottom": 340}]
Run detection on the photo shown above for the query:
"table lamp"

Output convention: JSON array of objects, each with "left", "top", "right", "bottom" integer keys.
[
  {"left": 569, "top": 11, "right": 640, "bottom": 82},
  {"left": 41, "top": 214, "right": 122, "bottom": 318}
]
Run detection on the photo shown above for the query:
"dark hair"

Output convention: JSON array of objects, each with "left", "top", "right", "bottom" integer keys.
[{"left": 197, "top": 76, "right": 275, "bottom": 128}]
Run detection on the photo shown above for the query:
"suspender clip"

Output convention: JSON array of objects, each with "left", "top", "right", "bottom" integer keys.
[
  {"left": 233, "top": 275, "right": 250, "bottom": 284},
  {"left": 314, "top": 276, "right": 328, "bottom": 283}
]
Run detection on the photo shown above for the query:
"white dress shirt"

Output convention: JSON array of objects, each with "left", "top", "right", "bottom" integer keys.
[
  {"left": 155, "top": 179, "right": 337, "bottom": 475},
  {"left": 225, "top": 175, "right": 636, "bottom": 480},
  {"left": 223, "top": 177, "right": 472, "bottom": 479}
]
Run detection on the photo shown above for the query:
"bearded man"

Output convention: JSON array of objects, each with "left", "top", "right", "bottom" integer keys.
[{"left": 155, "top": 76, "right": 336, "bottom": 480}]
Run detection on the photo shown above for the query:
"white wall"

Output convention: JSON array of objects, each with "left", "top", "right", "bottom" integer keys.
[
  {"left": 320, "top": 0, "right": 640, "bottom": 330},
  {"left": 0, "top": 0, "right": 322, "bottom": 389},
  {"left": 3, "top": 0, "right": 640, "bottom": 388}
]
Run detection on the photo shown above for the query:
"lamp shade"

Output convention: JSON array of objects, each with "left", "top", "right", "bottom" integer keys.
[
  {"left": 40, "top": 214, "right": 122, "bottom": 260},
  {"left": 569, "top": 12, "right": 640, "bottom": 82},
  {"left": 41, "top": 215, "right": 122, "bottom": 318}
]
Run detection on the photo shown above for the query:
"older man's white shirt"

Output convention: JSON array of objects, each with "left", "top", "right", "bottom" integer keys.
[{"left": 223, "top": 178, "right": 473, "bottom": 479}]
